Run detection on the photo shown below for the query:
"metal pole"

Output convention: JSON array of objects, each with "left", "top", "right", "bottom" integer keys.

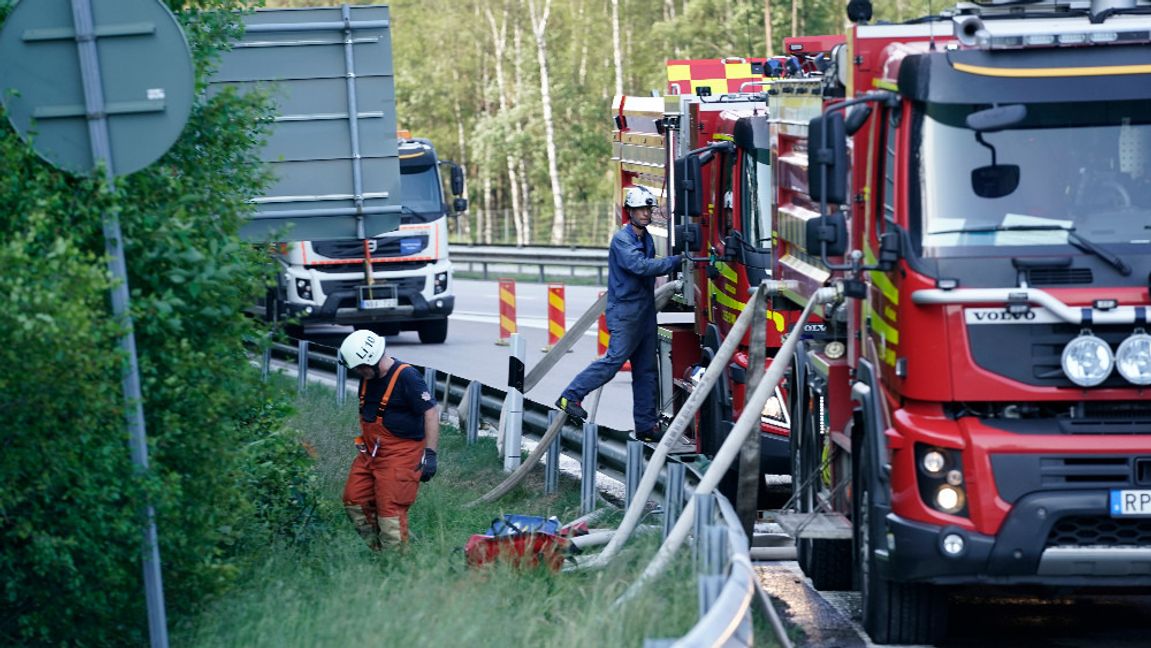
[
  {"left": 69, "top": 1, "right": 168, "bottom": 644},
  {"left": 261, "top": 345, "right": 271, "bottom": 382},
  {"left": 297, "top": 339, "right": 309, "bottom": 394},
  {"left": 423, "top": 366, "right": 436, "bottom": 397},
  {"left": 465, "top": 381, "right": 480, "bottom": 445},
  {"left": 692, "top": 492, "right": 716, "bottom": 571},
  {"left": 625, "top": 438, "right": 643, "bottom": 508},
  {"left": 580, "top": 421, "right": 599, "bottom": 515},
  {"left": 504, "top": 334, "right": 525, "bottom": 471},
  {"left": 545, "top": 411, "right": 560, "bottom": 495},
  {"left": 336, "top": 361, "right": 347, "bottom": 405},
  {"left": 663, "top": 460, "right": 685, "bottom": 540},
  {"left": 339, "top": 3, "right": 367, "bottom": 240}
]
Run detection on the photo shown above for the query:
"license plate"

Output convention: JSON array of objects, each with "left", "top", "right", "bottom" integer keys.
[
  {"left": 1109, "top": 490, "right": 1151, "bottom": 517},
  {"left": 358, "top": 285, "right": 397, "bottom": 310}
]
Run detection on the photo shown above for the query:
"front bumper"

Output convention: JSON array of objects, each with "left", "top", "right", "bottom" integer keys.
[
  {"left": 881, "top": 489, "right": 1151, "bottom": 587},
  {"left": 285, "top": 294, "right": 454, "bottom": 325}
]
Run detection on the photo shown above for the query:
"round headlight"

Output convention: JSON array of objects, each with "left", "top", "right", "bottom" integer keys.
[
  {"left": 1115, "top": 333, "right": 1151, "bottom": 386},
  {"left": 922, "top": 450, "right": 946, "bottom": 475},
  {"left": 1061, "top": 334, "right": 1113, "bottom": 387},
  {"left": 935, "top": 485, "right": 966, "bottom": 514}
]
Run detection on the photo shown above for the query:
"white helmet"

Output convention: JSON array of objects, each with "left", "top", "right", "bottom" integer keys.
[
  {"left": 339, "top": 329, "right": 385, "bottom": 369},
  {"left": 623, "top": 186, "right": 657, "bottom": 209}
]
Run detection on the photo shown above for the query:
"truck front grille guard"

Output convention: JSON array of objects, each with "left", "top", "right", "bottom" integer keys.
[{"left": 912, "top": 287, "right": 1151, "bottom": 325}]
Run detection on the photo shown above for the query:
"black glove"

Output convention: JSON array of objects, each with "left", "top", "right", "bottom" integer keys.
[{"left": 419, "top": 448, "right": 438, "bottom": 482}]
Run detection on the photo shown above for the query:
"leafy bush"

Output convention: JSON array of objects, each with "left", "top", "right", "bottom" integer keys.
[{"left": 0, "top": 2, "right": 321, "bottom": 644}]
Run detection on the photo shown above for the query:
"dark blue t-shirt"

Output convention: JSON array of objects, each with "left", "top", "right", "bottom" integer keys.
[{"left": 359, "top": 361, "right": 437, "bottom": 439}]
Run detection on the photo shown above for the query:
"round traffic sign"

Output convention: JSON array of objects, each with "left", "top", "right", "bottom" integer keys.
[{"left": 0, "top": 0, "right": 194, "bottom": 176}]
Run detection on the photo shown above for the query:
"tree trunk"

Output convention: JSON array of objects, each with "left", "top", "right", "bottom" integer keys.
[
  {"left": 791, "top": 0, "right": 799, "bottom": 38},
  {"left": 764, "top": 0, "right": 774, "bottom": 57},
  {"left": 528, "top": 0, "right": 565, "bottom": 246},
  {"left": 485, "top": 5, "right": 526, "bottom": 246},
  {"left": 611, "top": 0, "right": 623, "bottom": 98}
]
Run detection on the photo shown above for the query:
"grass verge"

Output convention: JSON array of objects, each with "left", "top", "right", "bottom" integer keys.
[{"left": 175, "top": 380, "right": 706, "bottom": 647}]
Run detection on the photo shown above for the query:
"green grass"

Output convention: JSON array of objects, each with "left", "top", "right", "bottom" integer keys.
[{"left": 175, "top": 382, "right": 711, "bottom": 647}]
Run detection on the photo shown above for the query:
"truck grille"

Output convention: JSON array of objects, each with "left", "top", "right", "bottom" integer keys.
[
  {"left": 312, "top": 236, "right": 429, "bottom": 260},
  {"left": 991, "top": 454, "right": 1135, "bottom": 502},
  {"left": 969, "top": 322, "right": 1134, "bottom": 388},
  {"left": 1027, "top": 267, "right": 1094, "bottom": 286},
  {"left": 1045, "top": 516, "right": 1151, "bottom": 548},
  {"left": 320, "top": 276, "right": 425, "bottom": 297}
]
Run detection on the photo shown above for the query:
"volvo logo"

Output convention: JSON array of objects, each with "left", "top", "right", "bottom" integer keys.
[{"left": 965, "top": 307, "right": 1059, "bottom": 325}]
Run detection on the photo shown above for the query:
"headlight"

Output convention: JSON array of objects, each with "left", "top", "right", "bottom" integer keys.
[
  {"left": 935, "top": 485, "right": 966, "bottom": 514},
  {"left": 1061, "top": 333, "right": 1113, "bottom": 387},
  {"left": 295, "top": 278, "right": 313, "bottom": 301},
  {"left": 434, "top": 271, "right": 449, "bottom": 295},
  {"left": 1115, "top": 333, "right": 1151, "bottom": 385},
  {"left": 922, "top": 450, "right": 946, "bottom": 475}
]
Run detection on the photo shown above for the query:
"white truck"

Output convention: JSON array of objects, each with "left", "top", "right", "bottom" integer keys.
[{"left": 211, "top": 4, "right": 465, "bottom": 343}]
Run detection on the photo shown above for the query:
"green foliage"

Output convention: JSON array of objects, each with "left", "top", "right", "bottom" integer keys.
[
  {"left": 178, "top": 383, "right": 706, "bottom": 647},
  {"left": 0, "top": 1, "right": 320, "bottom": 645}
]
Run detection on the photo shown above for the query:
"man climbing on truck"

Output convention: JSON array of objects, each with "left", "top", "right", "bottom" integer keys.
[{"left": 556, "top": 186, "right": 681, "bottom": 441}]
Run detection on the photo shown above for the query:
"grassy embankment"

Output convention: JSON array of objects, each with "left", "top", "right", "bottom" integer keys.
[{"left": 176, "top": 379, "right": 712, "bottom": 646}]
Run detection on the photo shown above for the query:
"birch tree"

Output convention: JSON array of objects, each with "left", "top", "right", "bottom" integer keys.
[
  {"left": 527, "top": 0, "right": 567, "bottom": 245},
  {"left": 484, "top": 4, "right": 527, "bottom": 246}
]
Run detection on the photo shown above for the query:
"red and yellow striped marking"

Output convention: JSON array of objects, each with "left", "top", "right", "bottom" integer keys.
[
  {"left": 496, "top": 278, "right": 516, "bottom": 346},
  {"left": 545, "top": 284, "right": 566, "bottom": 351},
  {"left": 596, "top": 291, "right": 628, "bottom": 370}
]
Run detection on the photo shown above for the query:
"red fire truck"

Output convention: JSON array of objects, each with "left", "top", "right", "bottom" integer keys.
[
  {"left": 613, "top": 48, "right": 837, "bottom": 506},
  {"left": 748, "top": 0, "right": 1151, "bottom": 643}
]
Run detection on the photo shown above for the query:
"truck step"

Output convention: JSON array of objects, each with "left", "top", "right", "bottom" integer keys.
[{"left": 772, "top": 511, "right": 853, "bottom": 540}]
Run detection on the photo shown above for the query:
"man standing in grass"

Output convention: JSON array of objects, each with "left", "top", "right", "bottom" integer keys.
[{"left": 338, "top": 330, "right": 440, "bottom": 550}]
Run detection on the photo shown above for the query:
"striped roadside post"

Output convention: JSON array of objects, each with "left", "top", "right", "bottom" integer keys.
[
  {"left": 543, "top": 283, "right": 571, "bottom": 353},
  {"left": 596, "top": 290, "right": 630, "bottom": 371},
  {"left": 496, "top": 277, "right": 516, "bottom": 346}
]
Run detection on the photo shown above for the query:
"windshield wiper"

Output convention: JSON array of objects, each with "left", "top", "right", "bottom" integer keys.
[{"left": 926, "top": 224, "right": 1132, "bottom": 276}]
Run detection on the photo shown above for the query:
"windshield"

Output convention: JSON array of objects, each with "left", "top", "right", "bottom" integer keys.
[
  {"left": 400, "top": 162, "right": 446, "bottom": 221},
  {"left": 742, "top": 148, "right": 773, "bottom": 248},
  {"left": 913, "top": 100, "right": 1151, "bottom": 255}
]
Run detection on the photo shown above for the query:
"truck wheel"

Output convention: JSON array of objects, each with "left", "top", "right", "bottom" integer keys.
[
  {"left": 418, "top": 318, "right": 448, "bottom": 344},
  {"left": 857, "top": 445, "right": 947, "bottom": 644},
  {"left": 798, "top": 391, "right": 852, "bottom": 591}
]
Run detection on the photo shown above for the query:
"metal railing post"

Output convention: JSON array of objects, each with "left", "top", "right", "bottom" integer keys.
[
  {"left": 336, "top": 361, "right": 347, "bottom": 405},
  {"left": 465, "top": 380, "right": 481, "bottom": 445},
  {"left": 296, "top": 339, "right": 309, "bottom": 394},
  {"left": 693, "top": 492, "right": 716, "bottom": 571},
  {"left": 423, "top": 366, "right": 436, "bottom": 396},
  {"left": 504, "top": 334, "right": 525, "bottom": 471},
  {"left": 261, "top": 344, "right": 271, "bottom": 381},
  {"left": 626, "top": 438, "right": 644, "bottom": 508},
  {"left": 545, "top": 411, "right": 560, "bottom": 495},
  {"left": 580, "top": 421, "right": 598, "bottom": 515},
  {"left": 663, "top": 460, "right": 686, "bottom": 540}
]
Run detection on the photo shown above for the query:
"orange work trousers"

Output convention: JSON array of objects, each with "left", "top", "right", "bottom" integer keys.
[{"left": 342, "top": 424, "right": 425, "bottom": 549}]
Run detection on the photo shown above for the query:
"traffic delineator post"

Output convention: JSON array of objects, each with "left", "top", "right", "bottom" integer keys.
[
  {"left": 496, "top": 278, "right": 517, "bottom": 346},
  {"left": 543, "top": 283, "right": 571, "bottom": 353},
  {"left": 597, "top": 290, "right": 629, "bottom": 371}
]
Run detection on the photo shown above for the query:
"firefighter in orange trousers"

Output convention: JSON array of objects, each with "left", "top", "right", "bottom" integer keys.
[{"left": 338, "top": 330, "right": 440, "bottom": 551}]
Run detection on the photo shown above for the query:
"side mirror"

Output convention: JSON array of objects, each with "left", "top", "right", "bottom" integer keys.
[
  {"left": 845, "top": 105, "right": 872, "bottom": 136},
  {"left": 805, "top": 211, "right": 848, "bottom": 257},
  {"left": 877, "top": 230, "right": 901, "bottom": 269},
  {"left": 450, "top": 164, "right": 465, "bottom": 196},
  {"left": 673, "top": 155, "right": 703, "bottom": 217},
  {"left": 808, "top": 112, "right": 848, "bottom": 205},
  {"left": 971, "top": 164, "right": 1020, "bottom": 199},
  {"left": 673, "top": 223, "right": 704, "bottom": 255},
  {"left": 453, "top": 197, "right": 469, "bottom": 213}
]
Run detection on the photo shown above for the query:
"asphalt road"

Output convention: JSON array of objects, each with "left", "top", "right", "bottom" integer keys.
[{"left": 302, "top": 278, "right": 680, "bottom": 432}]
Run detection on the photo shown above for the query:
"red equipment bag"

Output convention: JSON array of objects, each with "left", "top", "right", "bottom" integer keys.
[{"left": 464, "top": 515, "right": 572, "bottom": 571}]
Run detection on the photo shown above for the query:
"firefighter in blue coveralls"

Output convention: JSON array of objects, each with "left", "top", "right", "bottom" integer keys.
[{"left": 556, "top": 186, "right": 682, "bottom": 441}]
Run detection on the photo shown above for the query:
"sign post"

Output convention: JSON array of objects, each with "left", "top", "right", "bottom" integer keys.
[{"left": 0, "top": 1, "right": 195, "bottom": 645}]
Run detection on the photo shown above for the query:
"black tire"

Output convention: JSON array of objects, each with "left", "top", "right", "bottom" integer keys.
[
  {"left": 856, "top": 444, "right": 948, "bottom": 644},
  {"left": 792, "top": 371, "right": 853, "bottom": 591},
  {"left": 418, "top": 318, "right": 449, "bottom": 344}
]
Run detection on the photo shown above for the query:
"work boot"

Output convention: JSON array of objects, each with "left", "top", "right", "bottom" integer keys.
[
  {"left": 635, "top": 425, "right": 662, "bottom": 443},
  {"left": 555, "top": 396, "right": 587, "bottom": 421}
]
